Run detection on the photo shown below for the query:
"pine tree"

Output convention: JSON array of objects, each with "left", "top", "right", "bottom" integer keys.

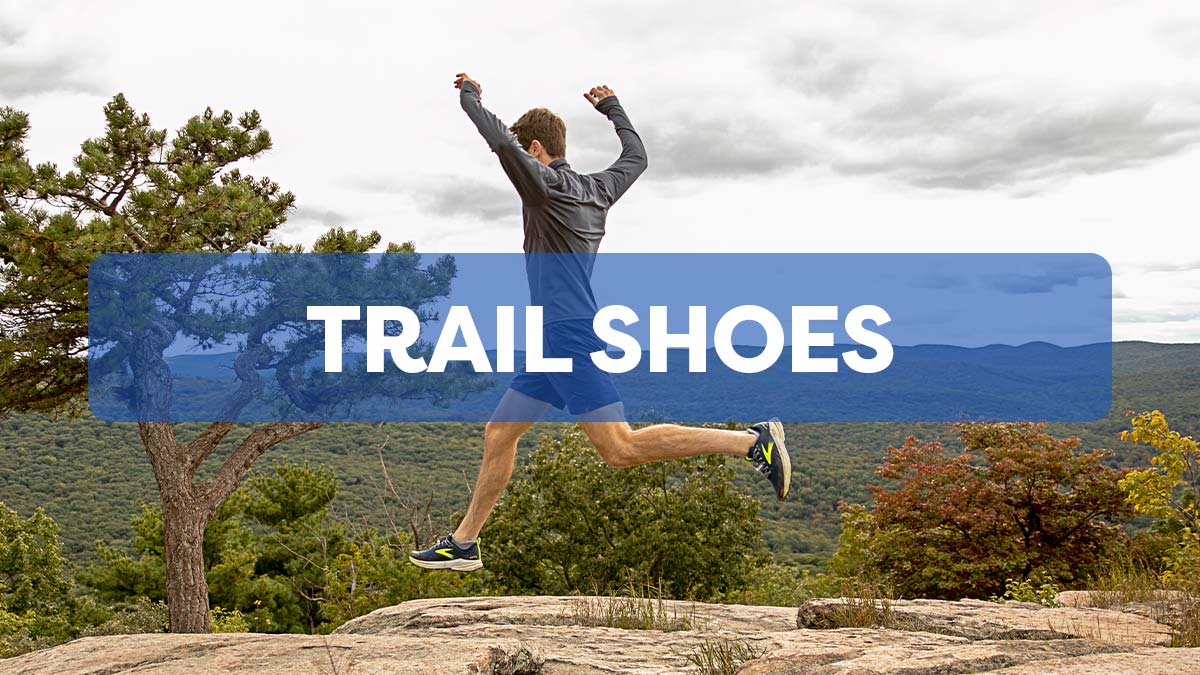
[{"left": 0, "top": 96, "right": 471, "bottom": 631}]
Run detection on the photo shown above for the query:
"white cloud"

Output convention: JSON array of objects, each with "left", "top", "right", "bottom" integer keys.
[{"left": 3, "top": 0, "right": 1199, "bottom": 341}]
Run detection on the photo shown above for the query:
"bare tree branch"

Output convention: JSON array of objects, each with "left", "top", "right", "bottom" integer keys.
[
  {"left": 196, "top": 421, "right": 323, "bottom": 514},
  {"left": 183, "top": 422, "right": 235, "bottom": 477}
]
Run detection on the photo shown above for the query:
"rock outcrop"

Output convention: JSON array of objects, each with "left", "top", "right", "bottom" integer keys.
[
  {"left": 1057, "top": 589, "right": 1199, "bottom": 628},
  {"left": 795, "top": 596, "right": 1175, "bottom": 645},
  {"left": 2, "top": 595, "right": 1197, "bottom": 674}
]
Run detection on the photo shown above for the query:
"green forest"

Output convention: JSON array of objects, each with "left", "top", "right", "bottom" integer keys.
[{"left": 2, "top": 340, "right": 1196, "bottom": 570}]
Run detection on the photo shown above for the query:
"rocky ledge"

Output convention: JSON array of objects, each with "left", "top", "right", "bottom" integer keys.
[{"left": 2, "top": 594, "right": 1197, "bottom": 674}]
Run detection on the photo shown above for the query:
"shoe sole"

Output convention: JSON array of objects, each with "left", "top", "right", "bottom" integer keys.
[
  {"left": 768, "top": 418, "right": 792, "bottom": 501},
  {"left": 408, "top": 556, "right": 484, "bottom": 572}
]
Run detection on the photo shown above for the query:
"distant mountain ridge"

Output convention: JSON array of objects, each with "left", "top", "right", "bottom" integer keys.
[{"left": 93, "top": 341, "right": 1116, "bottom": 423}]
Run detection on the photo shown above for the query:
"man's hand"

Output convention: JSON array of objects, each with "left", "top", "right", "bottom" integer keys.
[
  {"left": 454, "top": 73, "right": 482, "bottom": 95},
  {"left": 583, "top": 85, "right": 615, "bottom": 108}
]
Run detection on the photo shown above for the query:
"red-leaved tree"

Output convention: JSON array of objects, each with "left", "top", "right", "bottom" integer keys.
[{"left": 832, "top": 422, "right": 1132, "bottom": 599}]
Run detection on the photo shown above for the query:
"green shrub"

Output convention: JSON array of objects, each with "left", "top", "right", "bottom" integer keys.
[
  {"left": 77, "top": 597, "right": 169, "bottom": 637},
  {"left": 990, "top": 576, "right": 1061, "bottom": 607},
  {"left": 723, "top": 562, "right": 839, "bottom": 608},
  {"left": 210, "top": 606, "right": 249, "bottom": 633},
  {"left": 482, "top": 428, "right": 762, "bottom": 601}
]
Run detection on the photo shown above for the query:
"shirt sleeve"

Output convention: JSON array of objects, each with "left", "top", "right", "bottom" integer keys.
[
  {"left": 459, "top": 81, "right": 558, "bottom": 205},
  {"left": 590, "top": 95, "right": 648, "bottom": 206}
]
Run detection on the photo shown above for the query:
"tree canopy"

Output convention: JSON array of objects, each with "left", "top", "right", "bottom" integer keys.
[{"left": 1, "top": 96, "right": 290, "bottom": 414}]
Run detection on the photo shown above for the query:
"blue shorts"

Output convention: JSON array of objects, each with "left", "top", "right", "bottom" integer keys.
[{"left": 507, "top": 319, "right": 622, "bottom": 417}]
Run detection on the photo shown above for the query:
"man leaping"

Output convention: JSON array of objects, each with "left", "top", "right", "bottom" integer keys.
[{"left": 409, "top": 73, "right": 791, "bottom": 572}]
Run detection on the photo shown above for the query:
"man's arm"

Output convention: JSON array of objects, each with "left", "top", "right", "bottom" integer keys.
[
  {"left": 585, "top": 84, "right": 648, "bottom": 205},
  {"left": 455, "top": 73, "right": 554, "bottom": 204}
]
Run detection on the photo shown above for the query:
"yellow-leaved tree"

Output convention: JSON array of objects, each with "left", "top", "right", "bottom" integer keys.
[{"left": 1118, "top": 410, "right": 1200, "bottom": 581}]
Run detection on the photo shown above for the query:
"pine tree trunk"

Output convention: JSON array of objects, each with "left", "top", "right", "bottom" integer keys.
[
  {"left": 138, "top": 419, "right": 321, "bottom": 633},
  {"left": 162, "top": 498, "right": 211, "bottom": 633},
  {"left": 141, "top": 421, "right": 215, "bottom": 633}
]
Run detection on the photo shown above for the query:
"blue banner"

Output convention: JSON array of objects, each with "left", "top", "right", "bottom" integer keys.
[{"left": 87, "top": 252, "right": 1112, "bottom": 423}]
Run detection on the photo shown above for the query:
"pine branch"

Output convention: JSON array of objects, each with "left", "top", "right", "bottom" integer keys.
[{"left": 197, "top": 422, "right": 323, "bottom": 515}]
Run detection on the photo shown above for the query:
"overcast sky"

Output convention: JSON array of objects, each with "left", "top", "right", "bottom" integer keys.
[{"left": 3, "top": 0, "right": 1199, "bottom": 342}]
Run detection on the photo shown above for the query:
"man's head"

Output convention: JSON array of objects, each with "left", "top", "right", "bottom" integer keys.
[{"left": 510, "top": 108, "right": 566, "bottom": 164}]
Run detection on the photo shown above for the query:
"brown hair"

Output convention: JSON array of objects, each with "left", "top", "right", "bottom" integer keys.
[{"left": 510, "top": 108, "right": 566, "bottom": 158}]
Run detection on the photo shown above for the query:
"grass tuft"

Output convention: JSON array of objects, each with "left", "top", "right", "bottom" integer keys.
[
  {"left": 1087, "top": 558, "right": 1200, "bottom": 648},
  {"left": 686, "top": 637, "right": 765, "bottom": 675},
  {"left": 567, "top": 580, "right": 699, "bottom": 632},
  {"left": 821, "top": 578, "right": 899, "bottom": 629}
]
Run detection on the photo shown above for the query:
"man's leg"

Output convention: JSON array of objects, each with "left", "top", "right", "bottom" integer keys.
[
  {"left": 452, "top": 388, "right": 549, "bottom": 542},
  {"left": 578, "top": 417, "right": 756, "bottom": 469},
  {"left": 452, "top": 419, "right": 533, "bottom": 542},
  {"left": 410, "top": 388, "right": 551, "bottom": 570},
  {"left": 576, "top": 404, "right": 792, "bottom": 500}
]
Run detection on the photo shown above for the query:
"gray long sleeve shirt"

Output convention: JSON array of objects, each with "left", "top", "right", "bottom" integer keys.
[{"left": 459, "top": 80, "right": 648, "bottom": 321}]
